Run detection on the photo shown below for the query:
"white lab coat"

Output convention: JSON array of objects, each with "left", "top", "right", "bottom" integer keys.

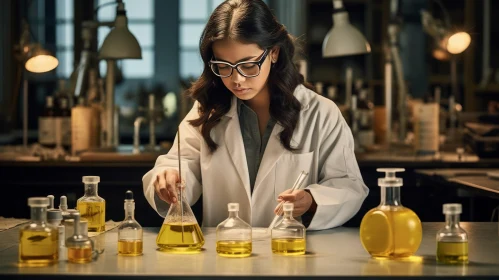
[{"left": 143, "top": 84, "right": 369, "bottom": 230}]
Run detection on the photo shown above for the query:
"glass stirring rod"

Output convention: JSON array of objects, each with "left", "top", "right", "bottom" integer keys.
[
  {"left": 177, "top": 126, "right": 184, "bottom": 243},
  {"left": 267, "top": 171, "right": 309, "bottom": 232}
]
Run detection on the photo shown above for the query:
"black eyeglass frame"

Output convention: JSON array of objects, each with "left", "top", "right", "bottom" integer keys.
[{"left": 208, "top": 49, "right": 270, "bottom": 78}]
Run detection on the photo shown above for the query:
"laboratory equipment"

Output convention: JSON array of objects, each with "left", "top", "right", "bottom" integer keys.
[
  {"left": 59, "top": 195, "right": 70, "bottom": 217},
  {"left": 360, "top": 168, "right": 422, "bottom": 259},
  {"left": 19, "top": 197, "right": 58, "bottom": 267},
  {"left": 65, "top": 211, "right": 95, "bottom": 263},
  {"left": 271, "top": 202, "right": 306, "bottom": 255},
  {"left": 156, "top": 182, "right": 204, "bottom": 253},
  {"left": 38, "top": 96, "right": 56, "bottom": 148},
  {"left": 216, "top": 203, "right": 252, "bottom": 258},
  {"left": 267, "top": 171, "right": 309, "bottom": 232},
  {"left": 77, "top": 176, "right": 105, "bottom": 232},
  {"left": 436, "top": 203, "right": 468, "bottom": 264},
  {"left": 118, "top": 190, "right": 143, "bottom": 256},
  {"left": 47, "top": 195, "right": 55, "bottom": 209},
  {"left": 47, "top": 207, "right": 65, "bottom": 261}
]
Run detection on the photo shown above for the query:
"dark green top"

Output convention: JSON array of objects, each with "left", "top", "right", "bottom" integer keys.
[{"left": 237, "top": 99, "right": 276, "bottom": 192}]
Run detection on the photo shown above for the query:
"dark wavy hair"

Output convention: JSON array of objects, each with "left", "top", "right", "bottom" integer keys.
[{"left": 187, "top": 0, "right": 311, "bottom": 153}]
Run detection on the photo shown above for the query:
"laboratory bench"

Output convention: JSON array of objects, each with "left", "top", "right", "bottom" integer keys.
[
  {"left": 1, "top": 149, "right": 499, "bottom": 227},
  {"left": 0, "top": 223, "right": 499, "bottom": 279}
]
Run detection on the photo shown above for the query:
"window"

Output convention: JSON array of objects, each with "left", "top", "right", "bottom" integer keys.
[
  {"left": 179, "top": 0, "right": 224, "bottom": 79},
  {"left": 55, "top": 0, "right": 74, "bottom": 78},
  {"left": 97, "top": 0, "right": 155, "bottom": 79}
]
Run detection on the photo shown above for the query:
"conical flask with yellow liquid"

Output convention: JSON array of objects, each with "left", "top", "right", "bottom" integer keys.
[
  {"left": 360, "top": 168, "right": 422, "bottom": 259},
  {"left": 156, "top": 182, "right": 204, "bottom": 253}
]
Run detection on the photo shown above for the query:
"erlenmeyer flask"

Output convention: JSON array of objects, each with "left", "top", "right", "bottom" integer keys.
[{"left": 156, "top": 182, "right": 204, "bottom": 253}]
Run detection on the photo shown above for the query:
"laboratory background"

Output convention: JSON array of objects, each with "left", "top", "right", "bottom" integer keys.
[{"left": 1, "top": 0, "right": 499, "bottom": 278}]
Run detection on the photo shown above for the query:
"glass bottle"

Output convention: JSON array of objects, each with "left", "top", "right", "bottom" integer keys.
[
  {"left": 360, "top": 168, "right": 422, "bottom": 259},
  {"left": 47, "top": 208, "right": 65, "bottom": 261},
  {"left": 19, "top": 197, "right": 58, "bottom": 267},
  {"left": 436, "top": 203, "right": 468, "bottom": 264},
  {"left": 77, "top": 176, "right": 105, "bottom": 232},
  {"left": 118, "top": 190, "right": 143, "bottom": 256},
  {"left": 59, "top": 195, "right": 70, "bottom": 218},
  {"left": 216, "top": 203, "right": 252, "bottom": 258},
  {"left": 156, "top": 182, "right": 204, "bottom": 253},
  {"left": 39, "top": 96, "right": 56, "bottom": 148},
  {"left": 66, "top": 211, "right": 94, "bottom": 263},
  {"left": 271, "top": 202, "right": 306, "bottom": 255}
]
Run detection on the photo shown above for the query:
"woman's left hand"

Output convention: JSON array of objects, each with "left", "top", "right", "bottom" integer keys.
[{"left": 275, "top": 189, "right": 314, "bottom": 217}]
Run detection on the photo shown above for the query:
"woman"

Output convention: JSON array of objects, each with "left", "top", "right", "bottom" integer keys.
[{"left": 143, "top": 0, "right": 368, "bottom": 230}]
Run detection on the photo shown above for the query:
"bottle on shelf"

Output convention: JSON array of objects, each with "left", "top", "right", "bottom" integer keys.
[{"left": 38, "top": 96, "right": 56, "bottom": 148}]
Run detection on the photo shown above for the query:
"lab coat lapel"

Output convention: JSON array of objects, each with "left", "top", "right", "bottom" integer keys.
[
  {"left": 224, "top": 97, "right": 252, "bottom": 202},
  {"left": 253, "top": 123, "right": 285, "bottom": 192}
]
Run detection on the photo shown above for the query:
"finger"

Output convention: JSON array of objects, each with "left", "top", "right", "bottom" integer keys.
[
  {"left": 279, "top": 193, "right": 297, "bottom": 202},
  {"left": 277, "top": 188, "right": 295, "bottom": 200},
  {"left": 155, "top": 174, "right": 171, "bottom": 203},
  {"left": 166, "top": 172, "right": 179, "bottom": 203}
]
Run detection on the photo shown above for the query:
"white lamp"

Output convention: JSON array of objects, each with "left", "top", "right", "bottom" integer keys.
[
  {"left": 98, "top": 1, "right": 142, "bottom": 60},
  {"left": 322, "top": 0, "right": 371, "bottom": 57},
  {"left": 97, "top": 0, "right": 142, "bottom": 148}
]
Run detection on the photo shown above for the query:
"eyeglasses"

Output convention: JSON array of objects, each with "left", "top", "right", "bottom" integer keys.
[{"left": 209, "top": 49, "right": 269, "bottom": 78}]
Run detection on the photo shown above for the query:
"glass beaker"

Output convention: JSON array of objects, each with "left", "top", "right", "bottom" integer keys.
[
  {"left": 216, "top": 203, "right": 252, "bottom": 258},
  {"left": 118, "top": 190, "right": 143, "bottom": 256},
  {"left": 271, "top": 202, "right": 306, "bottom": 255},
  {"left": 360, "top": 168, "right": 422, "bottom": 259},
  {"left": 77, "top": 176, "right": 105, "bottom": 232},
  {"left": 156, "top": 182, "right": 204, "bottom": 253},
  {"left": 436, "top": 203, "right": 468, "bottom": 264},
  {"left": 19, "top": 197, "right": 59, "bottom": 267}
]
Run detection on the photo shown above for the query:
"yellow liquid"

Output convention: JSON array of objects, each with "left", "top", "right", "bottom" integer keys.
[
  {"left": 77, "top": 201, "right": 105, "bottom": 232},
  {"left": 19, "top": 228, "right": 58, "bottom": 266},
  {"left": 437, "top": 241, "right": 468, "bottom": 264},
  {"left": 68, "top": 246, "right": 93, "bottom": 263},
  {"left": 271, "top": 238, "right": 306, "bottom": 255},
  {"left": 156, "top": 223, "right": 204, "bottom": 252},
  {"left": 118, "top": 240, "right": 143, "bottom": 256},
  {"left": 216, "top": 241, "right": 252, "bottom": 257},
  {"left": 360, "top": 207, "right": 422, "bottom": 259}
]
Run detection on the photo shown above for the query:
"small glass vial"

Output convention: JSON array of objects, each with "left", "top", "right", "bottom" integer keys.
[
  {"left": 216, "top": 203, "right": 252, "bottom": 258},
  {"left": 66, "top": 212, "right": 94, "bottom": 264},
  {"left": 47, "top": 208, "right": 65, "bottom": 261},
  {"left": 436, "top": 203, "right": 469, "bottom": 264},
  {"left": 271, "top": 202, "right": 306, "bottom": 255},
  {"left": 19, "top": 197, "right": 59, "bottom": 267},
  {"left": 77, "top": 176, "right": 106, "bottom": 232},
  {"left": 118, "top": 190, "right": 143, "bottom": 256},
  {"left": 59, "top": 195, "right": 70, "bottom": 217}
]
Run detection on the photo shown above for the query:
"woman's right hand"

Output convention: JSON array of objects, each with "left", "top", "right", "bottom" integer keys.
[{"left": 154, "top": 169, "right": 180, "bottom": 204}]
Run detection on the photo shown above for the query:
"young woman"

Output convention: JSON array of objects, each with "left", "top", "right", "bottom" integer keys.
[{"left": 143, "top": 0, "right": 368, "bottom": 230}]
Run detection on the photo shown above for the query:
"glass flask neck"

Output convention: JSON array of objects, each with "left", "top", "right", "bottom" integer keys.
[
  {"left": 31, "top": 206, "right": 47, "bottom": 223},
  {"left": 380, "top": 187, "right": 402, "bottom": 206},
  {"left": 228, "top": 210, "right": 239, "bottom": 218},
  {"left": 445, "top": 213, "right": 460, "bottom": 228},
  {"left": 125, "top": 201, "right": 135, "bottom": 219},
  {"left": 283, "top": 210, "right": 293, "bottom": 219},
  {"left": 84, "top": 183, "right": 99, "bottom": 196}
]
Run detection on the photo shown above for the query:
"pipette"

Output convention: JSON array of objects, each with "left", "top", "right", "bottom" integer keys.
[
  {"left": 177, "top": 127, "right": 184, "bottom": 243},
  {"left": 267, "top": 171, "right": 309, "bottom": 232}
]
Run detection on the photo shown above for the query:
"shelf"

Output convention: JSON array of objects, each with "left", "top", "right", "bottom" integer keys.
[{"left": 473, "top": 84, "right": 499, "bottom": 94}]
